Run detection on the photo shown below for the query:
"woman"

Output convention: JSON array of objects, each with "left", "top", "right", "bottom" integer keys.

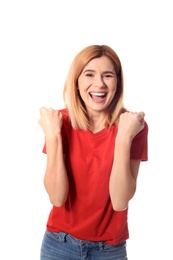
[{"left": 38, "top": 45, "right": 148, "bottom": 260}]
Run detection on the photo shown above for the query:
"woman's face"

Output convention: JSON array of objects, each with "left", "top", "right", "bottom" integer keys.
[{"left": 78, "top": 56, "right": 117, "bottom": 116}]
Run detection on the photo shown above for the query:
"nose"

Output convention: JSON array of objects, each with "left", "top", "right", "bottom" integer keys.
[{"left": 93, "top": 75, "right": 105, "bottom": 88}]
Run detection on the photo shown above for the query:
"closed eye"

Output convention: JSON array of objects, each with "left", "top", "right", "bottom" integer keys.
[
  {"left": 85, "top": 73, "right": 94, "bottom": 77},
  {"left": 104, "top": 74, "right": 114, "bottom": 77}
]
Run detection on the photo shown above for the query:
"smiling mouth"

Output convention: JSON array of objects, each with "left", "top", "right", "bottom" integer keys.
[{"left": 89, "top": 92, "right": 107, "bottom": 99}]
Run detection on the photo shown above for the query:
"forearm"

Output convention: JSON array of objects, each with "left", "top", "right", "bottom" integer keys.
[
  {"left": 44, "top": 135, "right": 69, "bottom": 207},
  {"left": 109, "top": 137, "right": 136, "bottom": 211}
]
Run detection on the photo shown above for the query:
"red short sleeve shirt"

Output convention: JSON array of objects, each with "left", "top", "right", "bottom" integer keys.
[{"left": 43, "top": 108, "right": 148, "bottom": 245}]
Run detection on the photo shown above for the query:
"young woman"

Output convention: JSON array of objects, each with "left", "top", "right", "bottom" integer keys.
[{"left": 38, "top": 45, "right": 148, "bottom": 260}]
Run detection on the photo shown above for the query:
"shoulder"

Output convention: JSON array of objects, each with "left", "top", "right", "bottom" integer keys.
[
  {"left": 59, "top": 108, "right": 69, "bottom": 118},
  {"left": 143, "top": 120, "right": 148, "bottom": 133},
  {"left": 58, "top": 108, "right": 72, "bottom": 134},
  {"left": 58, "top": 108, "right": 70, "bottom": 123}
]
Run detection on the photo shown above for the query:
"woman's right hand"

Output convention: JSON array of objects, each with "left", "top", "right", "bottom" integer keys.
[{"left": 38, "top": 107, "right": 63, "bottom": 137}]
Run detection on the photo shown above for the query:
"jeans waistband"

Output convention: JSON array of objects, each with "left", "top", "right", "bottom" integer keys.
[{"left": 58, "top": 232, "right": 105, "bottom": 250}]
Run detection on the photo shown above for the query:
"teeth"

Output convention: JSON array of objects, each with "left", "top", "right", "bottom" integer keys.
[{"left": 90, "top": 92, "right": 106, "bottom": 96}]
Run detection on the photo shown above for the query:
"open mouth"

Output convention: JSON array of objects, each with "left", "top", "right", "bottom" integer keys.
[{"left": 89, "top": 92, "right": 107, "bottom": 99}]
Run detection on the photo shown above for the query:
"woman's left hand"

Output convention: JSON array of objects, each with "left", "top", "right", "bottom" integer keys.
[{"left": 117, "top": 111, "right": 145, "bottom": 140}]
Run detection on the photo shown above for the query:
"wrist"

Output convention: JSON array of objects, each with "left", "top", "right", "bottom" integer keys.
[
  {"left": 45, "top": 133, "right": 62, "bottom": 143},
  {"left": 115, "top": 134, "right": 133, "bottom": 146}
]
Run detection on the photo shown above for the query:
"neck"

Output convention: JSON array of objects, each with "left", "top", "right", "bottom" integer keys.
[{"left": 88, "top": 114, "right": 106, "bottom": 133}]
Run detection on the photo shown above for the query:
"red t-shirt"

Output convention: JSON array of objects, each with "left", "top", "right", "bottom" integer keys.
[{"left": 43, "top": 108, "right": 148, "bottom": 245}]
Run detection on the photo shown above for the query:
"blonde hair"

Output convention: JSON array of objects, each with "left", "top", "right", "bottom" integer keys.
[{"left": 63, "top": 45, "right": 124, "bottom": 130}]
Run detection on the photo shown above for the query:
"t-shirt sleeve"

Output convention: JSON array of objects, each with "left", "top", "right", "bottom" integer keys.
[{"left": 130, "top": 121, "right": 148, "bottom": 161}]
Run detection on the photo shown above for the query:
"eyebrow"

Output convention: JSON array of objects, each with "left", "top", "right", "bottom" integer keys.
[{"left": 83, "top": 69, "right": 115, "bottom": 74}]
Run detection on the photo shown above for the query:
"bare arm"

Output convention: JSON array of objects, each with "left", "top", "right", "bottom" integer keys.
[
  {"left": 39, "top": 107, "right": 69, "bottom": 207},
  {"left": 109, "top": 111, "right": 145, "bottom": 211}
]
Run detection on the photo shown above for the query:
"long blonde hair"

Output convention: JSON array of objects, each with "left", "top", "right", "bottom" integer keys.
[{"left": 63, "top": 45, "right": 124, "bottom": 130}]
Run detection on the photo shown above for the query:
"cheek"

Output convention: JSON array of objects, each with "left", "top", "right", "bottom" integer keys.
[
  {"left": 112, "top": 82, "right": 118, "bottom": 91},
  {"left": 109, "top": 86, "right": 117, "bottom": 96},
  {"left": 112, "top": 84, "right": 118, "bottom": 95},
  {"left": 78, "top": 83, "right": 89, "bottom": 94},
  {"left": 78, "top": 90, "right": 88, "bottom": 102},
  {"left": 78, "top": 88, "right": 87, "bottom": 102}
]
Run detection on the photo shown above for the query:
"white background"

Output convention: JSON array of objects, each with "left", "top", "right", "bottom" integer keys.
[{"left": 0, "top": 0, "right": 173, "bottom": 259}]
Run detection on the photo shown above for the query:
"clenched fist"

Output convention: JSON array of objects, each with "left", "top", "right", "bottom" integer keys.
[
  {"left": 38, "top": 107, "right": 63, "bottom": 137},
  {"left": 117, "top": 111, "right": 145, "bottom": 140}
]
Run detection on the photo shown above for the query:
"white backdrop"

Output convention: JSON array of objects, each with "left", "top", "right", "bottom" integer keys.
[{"left": 0, "top": 1, "right": 172, "bottom": 259}]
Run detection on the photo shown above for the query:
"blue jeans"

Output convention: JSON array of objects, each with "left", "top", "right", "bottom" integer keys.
[{"left": 40, "top": 230, "right": 128, "bottom": 260}]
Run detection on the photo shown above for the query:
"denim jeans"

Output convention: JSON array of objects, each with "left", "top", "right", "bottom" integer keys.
[{"left": 40, "top": 230, "right": 128, "bottom": 260}]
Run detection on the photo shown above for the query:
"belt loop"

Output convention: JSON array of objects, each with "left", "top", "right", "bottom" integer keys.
[
  {"left": 61, "top": 232, "right": 68, "bottom": 242},
  {"left": 98, "top": 241, "right": 104, "bottom": 251}
]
